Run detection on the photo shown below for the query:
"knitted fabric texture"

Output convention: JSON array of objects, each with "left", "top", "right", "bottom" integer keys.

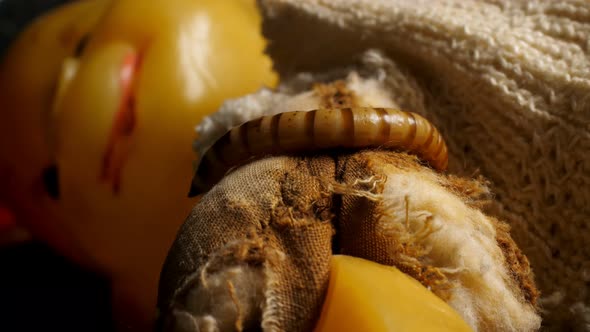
[{"left": 255, "top": 0, "right": 588, "bottom": 330}]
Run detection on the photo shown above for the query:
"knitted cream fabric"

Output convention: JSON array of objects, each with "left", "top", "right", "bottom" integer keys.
[
  {"left": 255, "top": 0, "right": 590, "bottom": 329},
  {"left": 193, "top": 0, "right": 590, "bottom": 329}
]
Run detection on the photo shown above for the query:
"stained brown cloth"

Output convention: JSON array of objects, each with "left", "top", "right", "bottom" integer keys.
[
  {"left": 158, "top": 154, "right": 336, "bottom": 332},
  {"left": 157, "top": 151, "right": 537, "bottom": 331}
]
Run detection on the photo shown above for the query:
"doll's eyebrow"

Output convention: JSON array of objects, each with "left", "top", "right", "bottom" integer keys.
[{"left": 74, "top": 34, "right": 90, "bottom": 57}]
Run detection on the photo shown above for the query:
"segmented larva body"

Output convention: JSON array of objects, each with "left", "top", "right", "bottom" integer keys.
[{"left": 189, "top": 108, "right": 448, "bottom": 196}]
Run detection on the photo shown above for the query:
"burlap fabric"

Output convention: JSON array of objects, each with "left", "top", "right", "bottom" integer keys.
[{"left": 158, "top": 151, "right": 538, "bottom": 332}]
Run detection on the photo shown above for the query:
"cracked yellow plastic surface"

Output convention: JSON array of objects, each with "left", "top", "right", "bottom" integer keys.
[{"left": 314, "top": 255, "right": 474, "bottom": 332}]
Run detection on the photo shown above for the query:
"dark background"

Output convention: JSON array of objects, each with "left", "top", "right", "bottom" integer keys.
[
  {"left": 0, "top": 1, "right": 115, "bottom": 331},
  {"left": 0, "top": 0, "right": 68, "bottom": 52}
]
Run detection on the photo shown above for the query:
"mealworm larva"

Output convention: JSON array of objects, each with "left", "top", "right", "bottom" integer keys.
[{"left": 189, "top": 108, "right": 448, "bottom": 196}]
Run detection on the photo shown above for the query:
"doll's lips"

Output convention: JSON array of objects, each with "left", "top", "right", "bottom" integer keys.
[
  {"left": 99, "top": 50, "right": 143, "bottom": 194},
  {"left": 0, "top": 166, "right": 17, "bottom": 229},
  {"left": 0, "top": 203, "right": 29, "bottom": 247},
  {"left": 0, "top": 170, "right": 31, "bottom": 246},
  {"left": 0, "top": 203, "right": 15, "bottom": 231}
]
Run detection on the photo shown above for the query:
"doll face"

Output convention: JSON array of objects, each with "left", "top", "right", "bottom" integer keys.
[
  {"left": 0, "top": 0, "right": 276, "bottom": 273},
  {"left": 0, "top": 0, "right": 110, "bottom": 262}
]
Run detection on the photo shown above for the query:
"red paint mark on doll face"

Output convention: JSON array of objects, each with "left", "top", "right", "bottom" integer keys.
[
  {"left": 100, "top": 51, "right": 142, "bottom": 194},
  {"left": 0, "top": 203, "right": 15, "bottom": 231},
  {"left": 0, "top": 165, "right": 15, "bottom": 225},
  {"left": 0, "top": 166, "right": 18, "bottom": 233}
]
